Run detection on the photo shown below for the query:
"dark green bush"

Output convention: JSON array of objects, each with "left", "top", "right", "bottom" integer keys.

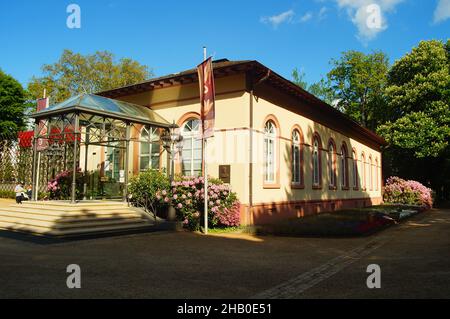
[
  {"left": 0, "top": 190, "right": 15, "bottom": 198},
  {"left": 128, "top": 169, "right": 170, "bottom": 215}
]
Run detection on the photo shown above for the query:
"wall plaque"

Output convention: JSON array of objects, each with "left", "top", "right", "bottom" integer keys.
[{"left": 219, "top": 165, "right": 231, "bottom": 183}]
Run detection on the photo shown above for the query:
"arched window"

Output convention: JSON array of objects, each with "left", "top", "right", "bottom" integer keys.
[
  {"left": 340, "top": 143, "right": 349, "bottom": 189},
  {"left": 181, "top": 118, "right": 202, "bottom": 176},
  {"left": 328, "top": 140, "right": 336, "bottom": 188},
  {"left": 369, "top": 155, "right": 373, "bottom": 191},
  {"left": 375, "top": 158, "right": 379, "bottom": 191},
  {"left": 139, "top": 126, "right": 160, "bottom": 171},
  {"left": 291, "top": 129, "right": 302, "bottom": 184},
  {"left": 361, "top": 153, "right": 366, "bottom": 190},
  {"left": 312, "top": 134, "right": 322, "bottom": 187},
  {"left": 264, "top": 120, "right": 277, "bottom": 183},
  {"left": 352, "top": 150, "right": 358, "bottom": 189}
]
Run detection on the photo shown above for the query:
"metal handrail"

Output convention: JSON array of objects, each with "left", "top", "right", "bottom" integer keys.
[{"left": 128, "top": 193, "right": 158, "bottom": 224}]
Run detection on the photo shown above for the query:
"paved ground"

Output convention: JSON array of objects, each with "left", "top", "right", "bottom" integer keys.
[{"left": 0, "top": 202, "right": 449, "bottom": 298}]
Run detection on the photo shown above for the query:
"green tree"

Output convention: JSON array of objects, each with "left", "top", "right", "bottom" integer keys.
[
  {"left": 308, "top": 78, "right": 336, "bottom": 105},
  {"left": 378, "top": 40, "right": 450, "bottom": 158},
  {"left": 0, "top": 69, "right": 29, "bottom": 136},
  {"left": 327, "top": 50, "right": 389, "bottom": 130},
  {"left": 377, "top": 39, "right": 450, "bottom": 203},
  {"left": 28, "top": 50, "right": 152, "bottom": 104},
  {"left": 291, "top": 67, "right": 308, "bottom": 89},
  {"left": 292, "top": 68, "right": 336, "bottom": 104}
]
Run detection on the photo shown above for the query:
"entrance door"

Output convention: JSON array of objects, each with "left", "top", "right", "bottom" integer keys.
[
  {"left": 103, "top": 144, "right": 125, "bottom": 199},
  {"left": 87, "top": 142, "right": 125, "bottom": 200}
]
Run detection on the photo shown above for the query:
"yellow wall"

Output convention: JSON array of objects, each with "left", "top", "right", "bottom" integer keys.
[
  {"left": 251, "top": 93, "right": 382, "bottom": 205},
  {"left": 115, "top": 74, "right": 250, "bottom": 201},
  {"left": 113, "top": 73, "right": 382, "bottom": 207}
]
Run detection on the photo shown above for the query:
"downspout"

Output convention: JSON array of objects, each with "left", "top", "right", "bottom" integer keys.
[
  {"left": 248, "top": 69, "right": 271, "bottom": 225},
  {"left": 248, "top": 84, "right": 254, "bottom": 226}
]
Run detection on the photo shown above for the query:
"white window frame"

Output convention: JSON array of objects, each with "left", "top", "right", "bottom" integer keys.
[
  {"left": 264, "top": 120, "right": 277, "bottom": 183},
  {"left": 181, "top": 118, "right": 202, "bottom": 176},
  {"left": 292, "top": 130, "right": 301, "bottom": 184},
  {"left": 313, "top": 139, "right": 320, "bottom": 186},
  {"left": 139, "top": 126, "right": 160, "bottom": 172},
  {"left": 340, "top": 145, "right": 348, "bottom": 188},
  {"left": 361, "top": 154, "right": 366, "bottom": 190},
  {"left": 375, "top": 158, "right": 379, "bottom": 191},
  {"left": 352, "top": 151, "right": 358, "bottom": 189},
  {"left": 328, "top": 142, "right": 336, "bottom": 187}
]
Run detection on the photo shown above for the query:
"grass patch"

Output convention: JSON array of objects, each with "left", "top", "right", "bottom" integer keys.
[{"left": 204, "top": 226, "right": 245, "bottom": 234}]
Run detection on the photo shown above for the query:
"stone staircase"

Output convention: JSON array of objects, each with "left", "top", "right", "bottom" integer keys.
[{"left": 0, "top": 201, "right": 158, "bottom": 237}]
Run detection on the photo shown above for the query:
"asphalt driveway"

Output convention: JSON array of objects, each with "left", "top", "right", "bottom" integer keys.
[{"left": 0, "top": 206, "right": 449, "bottom": 299}]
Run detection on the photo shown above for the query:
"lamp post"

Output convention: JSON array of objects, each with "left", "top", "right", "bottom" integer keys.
[{"left": 161, "top": 121, "right": 183, "bottom": 221}]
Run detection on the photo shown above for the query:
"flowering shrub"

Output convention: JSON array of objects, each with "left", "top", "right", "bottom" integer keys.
[
  {"left": 127, "top": 171, "right": 241, "bottom": 230},
  {"left": 155, "top": 175, "right": 241, "bottom": 230},
  {"left": 214, "top": 201, "right": 241, "bottom": 227},
  {"left": 128, "top": 169, "right": 170, "bottom": 215},
  {"left": 47, "top": 168, "right": 84, "bottom": 200},
  {"left": 383, "top": 176, "right": 433, "bottom": 208}
]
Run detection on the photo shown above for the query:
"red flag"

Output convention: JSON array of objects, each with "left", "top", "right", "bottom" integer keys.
[
  {"left": 197, "top": 57, "right": 215, "bottom": 139},
  {"left": 37, "top": 97, "right": 48, "bottom": 112},
  {"left": 36, "top": 97, "right": 49, "bottom": 151}
]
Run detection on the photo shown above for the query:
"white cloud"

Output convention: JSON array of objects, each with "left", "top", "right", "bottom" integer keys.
[
  {"left": 433, "top": 0, "right": 450, "bottom": 24},
  {"left": 318, "top": 6, "right": 328, "bottom": 20},
  {"left": 260, "top": 10, "right": 295, "bottom": 28},
  {"left": 335, "top": 0, "right": 404, "bottom": 43},
  {"left": 300, "top": 12, "right": 313, "bottom": 22},
  {"left": 260, "top": 7, "right": 332, "bottom": 28}
]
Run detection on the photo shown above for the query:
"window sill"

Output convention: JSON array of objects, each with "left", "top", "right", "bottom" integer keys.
[
  {"left": 341, "top": 186, "right": 350, "bottom": 191},
  {"left": 329, "top": 185, "right": 337, "bottom": 191},
  {"left": 291, "top": 183, "right": 305, "bottom": 189},
  {"left": 263, "top": 183, "right": 281, "bottom": 189},
  {"left": 312, "top": 185, "right": 322, "bottom": 190},
  {"left": 353, "top": 187, "right": 359, "bottom": 191}
]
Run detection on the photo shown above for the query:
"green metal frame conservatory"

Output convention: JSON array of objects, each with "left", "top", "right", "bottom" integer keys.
[{"left": 30, "top": 94, "right": 171, "bottom": 203}]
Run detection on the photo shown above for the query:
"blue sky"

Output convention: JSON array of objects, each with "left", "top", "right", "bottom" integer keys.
[{"left": 0, "top": 0, "right": 449, "bottom": 88}]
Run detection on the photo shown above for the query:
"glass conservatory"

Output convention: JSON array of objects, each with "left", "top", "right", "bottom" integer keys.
[{"left": 30, "top": 94, "right": 172, "bottom": 203}]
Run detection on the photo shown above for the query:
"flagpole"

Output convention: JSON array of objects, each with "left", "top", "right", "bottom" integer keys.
[
  {"left": 204, "top": 136, "right": 208, "bottom": 235},
  {"left": 35, "top": 89, "right": 47, "bottom": 202},
  {"left": 203, "top": 46, "right": 208, "bottom": 235}
]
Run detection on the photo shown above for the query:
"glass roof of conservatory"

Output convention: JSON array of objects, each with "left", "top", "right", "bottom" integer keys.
[{"left": 31, "top": 94, "right": 171, "bottom": 127}]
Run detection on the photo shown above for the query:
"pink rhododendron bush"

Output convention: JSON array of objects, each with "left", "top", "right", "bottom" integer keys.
[
  {"left": 156, "top": 175, "right": 241, "bottom": 230},
  {"left": 383, "top": 176, "right": 433, "bottom": 208},
  {"left": 47, "top": 168, "right": 84, "bottom": 200}
]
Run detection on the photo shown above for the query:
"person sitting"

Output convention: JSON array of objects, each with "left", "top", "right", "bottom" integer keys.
[
  {"left": 14, "top": 183, "right": 25, "bottom": 204},
  {"left": 26, "top": 184, "right": 32, "bottom": 200}
]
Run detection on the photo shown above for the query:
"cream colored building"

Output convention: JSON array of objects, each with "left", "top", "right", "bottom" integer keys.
[{"left": 97, "top": 59, "right": 385, "bottom": 225}]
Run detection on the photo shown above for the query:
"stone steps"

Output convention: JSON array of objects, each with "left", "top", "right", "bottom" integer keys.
[
  {"left": 0, "top": 216, "right": 146, "bottom": 231},
  {"left": 0, "top": 220, "right": 152, "bottom": 237},
  {"left": 11, "top": 201, "right": 128, "bottom": 212},
  {"left": 0, "top": 200, "right": 156, "bottom": 237},
  {"left": 0, "top": 207, "right": 138, "bottom": 219},
  {"left": 0, "top": 213, "right": 144, "bottom": 228}
]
